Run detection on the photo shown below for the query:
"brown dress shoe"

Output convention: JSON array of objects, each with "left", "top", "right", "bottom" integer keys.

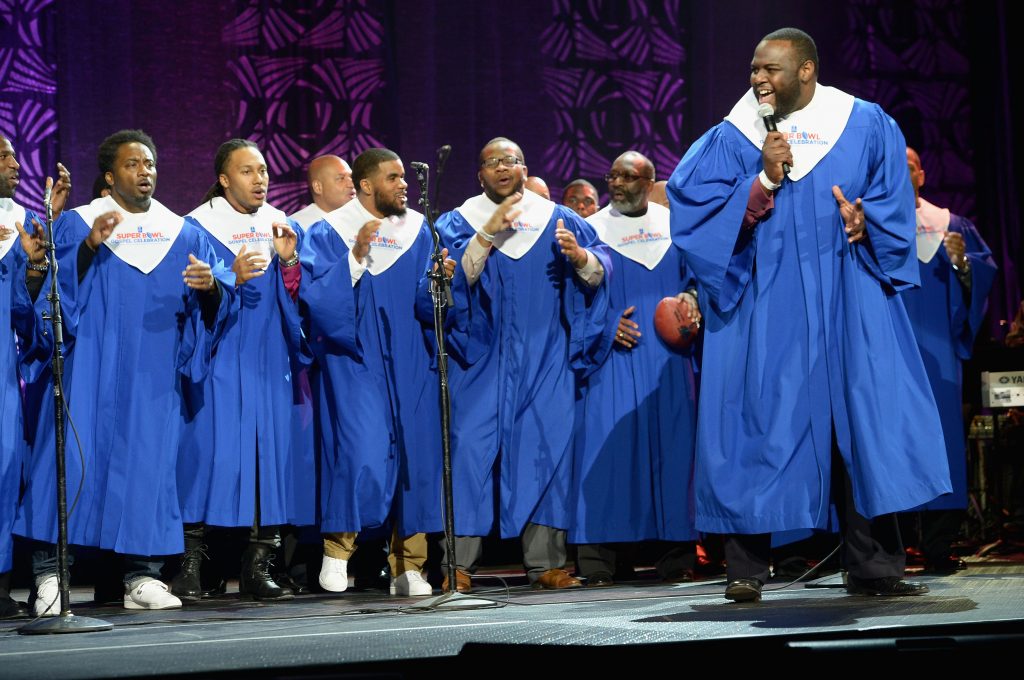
[
  {"left": 441, "top": 570, "right": 472, "bottom": 593},
  {"left": 532, "top": 568, "right": 583, "bottom": 590}
]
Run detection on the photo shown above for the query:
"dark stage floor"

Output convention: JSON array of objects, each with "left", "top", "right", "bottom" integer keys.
[{"left": 1, "top": 553, "right": 1023, "bottom": 678}]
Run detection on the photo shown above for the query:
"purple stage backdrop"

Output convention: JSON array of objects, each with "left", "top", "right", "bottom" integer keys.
[
  {"left": 0, "top": 0, "right": 1018, "bottom": 336},
  {"left": 0, "top": 0, "right": 58, "bottom": 211}
]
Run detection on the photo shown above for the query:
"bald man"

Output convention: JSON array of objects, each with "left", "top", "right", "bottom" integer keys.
[
  {"left": 901, "top": 146, "right": 996, "bottom": 573},
  {"left": 290, "top": 155, "right": 356, "bottom": 228},
  {"left": 524, "top": 175, "right": 550, "bottom": 200},
  {"left": 649, "top": 180, "right": 669, "bottom": 209}
]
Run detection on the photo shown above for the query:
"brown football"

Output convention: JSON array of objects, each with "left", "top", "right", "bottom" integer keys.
[{"left": 653, "top": 295, "right": 700, "bottom": 350}]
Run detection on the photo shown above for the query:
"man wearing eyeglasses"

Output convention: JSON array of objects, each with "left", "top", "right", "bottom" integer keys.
[
  {"left": 562, "top": 179, "right": 600, "bottom": 218},
  {"left": 571, "top": 151, "right": 700, "bottom": 587},
  {"left": 433, "top": 137, "right": 612, "bottom": 592}
]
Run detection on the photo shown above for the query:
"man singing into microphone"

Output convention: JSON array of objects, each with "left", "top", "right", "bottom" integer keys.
[{"left": 668, "top": 28, "right": 950, "bottom": 601}]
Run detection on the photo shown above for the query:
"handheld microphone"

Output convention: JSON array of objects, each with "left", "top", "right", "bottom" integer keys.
[
  {"left": 43, "top": 178, "right": 53, "bottom": 211},
  {"left": 437, "top": 144, "right": 451, "bottom": 164},
  {"left": 757, "top": 103, "right": 790, "bottom": 176}
]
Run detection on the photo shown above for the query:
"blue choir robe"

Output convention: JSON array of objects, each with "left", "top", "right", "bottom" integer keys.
[
  {"left": 435, "top": 189, "right": 612, "bottom": 538},
  {"left": 570, "top": 202, "right": 698, "bottom": 544},
  {"left": 1, "top": 202, "right": 48, "bottom": 572},
  {"left": 903, "top": 202, "right": 997, "bottom": 510},
  {"left": 668, "top": 86, "right": 951, "bottom": 535},
  {"left": 15, "top": 197, "right": 231, "bottom": 557},
  {"left": 300, "top": 200, "right": 442, "bottom": 535},
  {"left": 178, "top": 198, "right": 312, "bottom": 529}
]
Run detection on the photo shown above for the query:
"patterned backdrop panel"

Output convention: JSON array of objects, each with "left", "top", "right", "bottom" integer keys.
[
  {"left": 539, "top": 0, "right": 688, "bottom": 201},
  {"left": 222, "top": 0, "right": 391, "bottom": 215},
  {"left": 838, "top": 0, "right": 974, "bottom": 220},
  {"left": 0, "top": 0, "right": 58, "bottom": 212}
]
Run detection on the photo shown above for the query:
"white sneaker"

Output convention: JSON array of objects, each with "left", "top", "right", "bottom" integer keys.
[
  {"left": 124, "top": 577, "right": 182, "bottom": 610},
  {"left": 318, "top": 555, "right": 349, "bottom": 592},
  {"left": 33, "top": 575, "right": 60, "bottom": 617},
  {"left": 390, "top": 570, "right": 432, "bottom": 597}
]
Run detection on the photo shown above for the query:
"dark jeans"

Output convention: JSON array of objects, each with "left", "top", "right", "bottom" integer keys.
[{"left": 30, "top": 541, "right": 163, "bottom": 588}]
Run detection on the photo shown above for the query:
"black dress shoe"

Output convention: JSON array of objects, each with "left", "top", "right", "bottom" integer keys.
[
  {"left": 273, "top": 572, "right": 310, "bottom": 595},
  {"left": 0, "top": 596, "right": 29, "bottom": 619},
  {"left": 661, "top": 569, "right": 695, "bottom": 584},
  {"left": 724, "top": 578, "right": 762, "bottom": 602},
  {"left": 924, "top": 557, "right": 967, "bottom": 575},
  {"left": 846, "top": 575, "right": 929, "bottom": 596},
  {"left": 586, "top": 572, "right": 614, "bottom": 587}
]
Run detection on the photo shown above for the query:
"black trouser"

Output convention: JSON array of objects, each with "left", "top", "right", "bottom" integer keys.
[{"left": 724, "top": 448, "right": 905, "bottom": 583}]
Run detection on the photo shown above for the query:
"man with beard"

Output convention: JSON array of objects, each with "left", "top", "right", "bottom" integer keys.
[
  {"left": 562, "top": 179, "right": 599, "bottom": 218},
  {"left": 290, "top": 155, "right": 356, "bottom": 229},
  {"left": 571, "top": 151, "right": 700, "bottom": 586},
  {"left": 434, "top": 137, "right": 611, "bottom": 592},
  {"left": 176, "top": 139, "right": 309, "bottom": 602},
  {"left": 668, "top": 27, "right": 949, "bottom": 602},
  {"left": 16, "top": 129, "right": 228, "bottom": 615},
  {"left": 300, "top": 147, "right": 442, "bottom": 597},
  {"left": 0, "top": 134, "right": 70, "bottom": 618},
  {"left": 901, "top": 146, "right": 996, "bottom": 573}
]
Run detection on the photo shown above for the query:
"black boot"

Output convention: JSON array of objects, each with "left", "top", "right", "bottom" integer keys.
[
  {"left": 170, "top": 524, "right": 206, "bottom": 602},
  {"left": 239, "top": 544, "right": 293, "bottom": 601},
  {"left": 0, "top": 571, "right": 29, "bottom": 619}
]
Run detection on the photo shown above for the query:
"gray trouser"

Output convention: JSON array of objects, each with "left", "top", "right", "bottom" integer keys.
[{"left": 441, "top": 523, "right": 567, "bottom": 583}]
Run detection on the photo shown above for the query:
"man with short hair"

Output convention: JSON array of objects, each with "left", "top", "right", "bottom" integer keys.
[
  {"left": 300, "top": 147, "right": 442, "bottom": 598},
  {"left": 436, "top": 137, "right": 611, "bottom": 592},
  {"left": 572, "top": 150, "right": 700, "bottom": 587},
  {"left": 0, "top": 133, "right": 69, "bottom": 619},
  {"left": 290, "top": 155, "right": 356, "bottom": 228},
  {"left": 562, "top": 179, "right": 599, "bottom": 218},
  {"left": 15, "top": 129, "right": 229, "bottom": 615},
  {"left": 669, "top": 28, "right": 949, "bottom": 601}
]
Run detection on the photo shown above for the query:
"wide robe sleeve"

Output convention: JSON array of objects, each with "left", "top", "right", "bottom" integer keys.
[
  {"left": 848, "top": 105, "right": 919, "bottom": 291},
  {"left": 433, "top": 210, "right": 494, "bottom": 366},
  {"left": 668, "top": 125, "right": 758, "bottom": 315},
  {"left": 177, "top": 222, "right": 233, "bottom": 383},
  {"left": 298, "top": 219, "right": 359, "bottom": 356},
  {"left": 560, "top": 208, "right": 614, "bottom": 378},
  {"left": 275, "top": 218, "right": 312, "bottom": 368},
  {"left": 9, "top": 227, "right": 54, "bottom": 372},
  {"left": 946, "top": 215, "right": 997, "bottom": 359}
]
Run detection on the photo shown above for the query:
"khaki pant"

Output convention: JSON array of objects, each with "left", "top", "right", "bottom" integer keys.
[{"left": 323, "top": 529, "right": 427, "bottom": 575}]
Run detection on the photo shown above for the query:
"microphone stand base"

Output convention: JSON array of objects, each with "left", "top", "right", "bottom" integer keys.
[
  {"left": 19, "top": 612, "right": 113, "bottom": 635},
  {"left": 404, "top": 591, "right": 502, "bottom": 611}
]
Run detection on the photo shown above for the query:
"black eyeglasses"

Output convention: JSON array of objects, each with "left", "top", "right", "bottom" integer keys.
[
  {"left": 605, "top": 172, "right": 652, "bottom": 184},
  {"left": 480, "top": 155, "right": 523, "bottom": 169},
  {"left": 565, "top": 196, "right": 596, "bottom": 206}
]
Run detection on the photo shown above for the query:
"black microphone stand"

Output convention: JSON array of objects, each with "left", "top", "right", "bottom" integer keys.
[
  {"left": 21, "top": 187, "right": 111, "bottom": 634},
  {"left": 408, "top": 150, "right": 496, "bottom": 611}
]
